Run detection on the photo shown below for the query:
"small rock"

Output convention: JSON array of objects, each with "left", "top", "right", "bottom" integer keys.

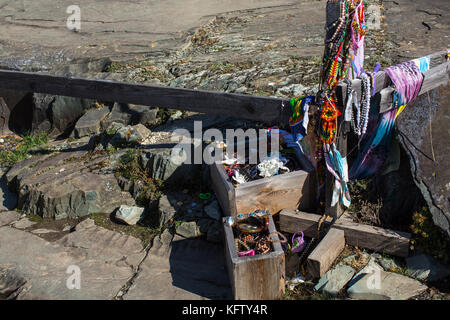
[
  {"left": 12, "top": 218, "right": 37, "bottom": 229},
  {"left": 378, "top": 257, "right": 399, "bottom": 272},
  {"left": 204, "top": 200, "right": 222, "bottom": 221},
  {"left": 62, "top": 224, "right": 71, "bottom": 232},
  {"left": 406, "top": 254, "right": 450, "bottom": 282},
  {"left": 276, "top": 83, "right": 306, "bottom": 97},
  {"left": 0, "top": 211, "right": 21, "bottom": 227},
  {"left": 31, "top": 228, "right": 58, "bottom": 234},
  {"left": 158, "top": 194, "right": 177, "bottom": 227},
  {"left": 71, "top": 106, "right": 110, "bottom": 138},
  {"left": 110, "top": 124, "right": 151, "bottom": 147},
  {"left": 175, "top": 221, "right": 201, "bottom": 238},
  {"left": 115, "top": 205, "right": 145, "bottom": 225},
  {"left": 75, "top": 218, "right": 97, "bottom": 230},
  {"left": 314, "top": 265, "right": 356, "bottom": 297},
  {"left": 169, "top": 110, "right": 183, "bottom": 121}
]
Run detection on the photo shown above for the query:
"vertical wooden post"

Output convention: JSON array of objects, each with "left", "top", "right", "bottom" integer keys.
[{"left": 323, "top": 1, "right": 348, "bottom": 219}]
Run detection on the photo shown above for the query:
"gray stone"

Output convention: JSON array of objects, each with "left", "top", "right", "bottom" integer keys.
[
  {"left": 51, "top": 96, "right": 95, "bottom": 136},
  {"left": 406, "top": 254, "right": 450, "bottom": 282},
  {"left": 378, "top": 257, "right": 400, "bottom": 272},
  {"left": 204, "top": 200, "right": 222, "bottom": 221},
  {"left": 0, "top": 219, "right": 145, "bottom": 299},
  {"left": 6, "top": 150, "right": 135, "bottom": 219},
  {"left": 347, "top": 269, "right": 428, "bottom": 300},
  {"left": 0, "top": 211, "right": 21, "bottom": 227},
  {"left": 30, "top": 228, "right": 58, "bottom": 235},
  {"left": 314, "top": 265, "right": 356, "bottom": 297},
  {"left": 124, "top": 229, "right": 231, "bottom": 299},
  {"left": 109, "top": 123, "right": 152, "bottom": 147},
  {"left": 12, "top": 218, "right": 37, "bottom": 229},
  {"left": 176, "top": 221, "right": 202, "bottom": 239},
  {"left": 0, "top": 266, "right": 27, "bottom": 300},
  {"left": 276, "top": 83, "right": 306, "bottom": 97},
  {"left": 158, "top": 194, "right": 178, "bottom": 227},
  {"left": 141, "top": 148, "right": 201, "bottom": 185},
  {"left": 102, "top": 103, "right": 133, "bottom": 129},
  {"left": 128, "top": 104, "right": 159, "bottom": 126},
  {"left": 71, "top": 106, "right": 110, "bottom": 138},
  {"left": 115, "top": 205, "right": 145, "bottom": 225}
]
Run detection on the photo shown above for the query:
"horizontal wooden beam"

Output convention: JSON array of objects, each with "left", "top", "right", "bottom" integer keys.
[
  {"left": 333, "top": 214, "right": 411, "bottom": 257},
  {"left": 278, "top": 209, "right": 334, "bottom": 238},
  {"left": 278, "top": 209, "right": 411, "bottom": 257},
  {"left": 337, "top": 50, "right": 449, "bottom": 111},
  {"left": 0, "top": 69, "right": 290, "bottom": 124}
]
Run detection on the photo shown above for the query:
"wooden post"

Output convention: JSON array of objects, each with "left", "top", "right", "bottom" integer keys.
[
  {"left": 278, "top": 209, "right": 411, "bottom": 257},
  {"left": 306, "top": 228, "right": 345, "bottom": 278}
]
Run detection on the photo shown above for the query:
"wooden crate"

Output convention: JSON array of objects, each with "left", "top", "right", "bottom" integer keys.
[
  {"left": 211, "top": 159, "right": 316, "bottom": 216},
  {"left": 223, "top": 214, "right": 285, "bottom": 300}
]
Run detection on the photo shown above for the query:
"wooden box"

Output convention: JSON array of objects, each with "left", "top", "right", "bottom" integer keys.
[
  {"left": 211, "top": 160, "right": 316, "bottom": 216},
  {"left": 223, "top": 214, "right": 285, "bottom": 300}
]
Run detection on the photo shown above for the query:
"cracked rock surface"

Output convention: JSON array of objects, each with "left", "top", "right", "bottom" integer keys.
[{"left": 0, "top": 217, "right": 145, "bottom": 299}]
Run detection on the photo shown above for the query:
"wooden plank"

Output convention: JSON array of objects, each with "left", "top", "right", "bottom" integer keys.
[
  {"left": 333, "top": 214, "right": 411, "bottom": 257},
  {"left": 278, "top": 209, "right": 333, "bottom": 238},
  {"left": 211, "top": 161, "right": 237, "bottom": 216},
  {"left": 278, "top": 210, "right": 411, "bottom": 257},
  {"left": 223, "top": 215, "right": 285, "bottom": 300},
  {"left": 379, "top": 61, "right": 450, "bottom": 113},
  {"left": 306, "top": 228, "right": 345, "bottom": 278},
  {"left": 337, "top": 50, "right": 449, "bottom": 109},
  {"left": 234, "top": 170, "right": 313, "bottom": 215},
  {"left": 0, "top": 69, "right": 290, "bottom": 123}
]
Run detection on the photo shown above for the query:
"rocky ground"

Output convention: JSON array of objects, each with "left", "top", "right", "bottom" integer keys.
[{"left": 0, "top": 0, "right": 449, "bottom": 300}]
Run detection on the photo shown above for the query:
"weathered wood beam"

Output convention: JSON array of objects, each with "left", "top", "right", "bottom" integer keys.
[
  {"left": 278, "top": 209, "right": 411, "bottom": 257},
  {"left": 0, "top": 69, "right": 290, "bottom": 124},
  {"left": 278, "top": 209, "right": 334, "bottom": 238},
  {"left": 333, "top": 214, "right": 411, "bottom": 257},
  {"left": 337, "top": 50, "right": 449, "bottom": 110},
  {"left": 306, "top": 228, "right": 345, "bottom": 278}
]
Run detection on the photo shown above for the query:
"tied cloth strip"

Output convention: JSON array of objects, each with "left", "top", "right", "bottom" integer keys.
[
  {"left": 289, "top": 96, "right": 314, "bottom": 142},
  {"left": 384, "top": 60, "right": 424, "bottom": 118},
  {"left": 324, "top": 143, "right": 351, "bottom": 207},
  {"left": 349, "top": 60, "right": 425, "bottom": 180}
]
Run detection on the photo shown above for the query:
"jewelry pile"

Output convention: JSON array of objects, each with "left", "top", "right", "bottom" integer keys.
[{"left": 227, "top": 210, "right": 287, "bottom": 257}]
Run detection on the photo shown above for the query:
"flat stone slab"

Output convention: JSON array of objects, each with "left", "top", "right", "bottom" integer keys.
[
  {"left": 12, "top": 218, "right": 37, "bottom": 229},
  {"left": 30, "top": 228, "right": 59, "bottom": 235},
  {"left": 314, "top": 265, "right": 356, "bottom": 297},
  {"left": 0, "top": 0, "right": 299, "bottom": 70},
  {"left": 6, "top": 150, "right": 135, "bottom": 219},
  {"left": 124, "top": 230, "right": 232, "bottom": 300},
  {"left": 347, "top": 260, "right": 427, "bottom": 300},
  {"left": 72, "top": 106, "right": 110, "bottom": 138},
  {"left": 0, "top": 211, "right": 21, "bottom": 227},
  {"left": 0, "top": 218, "right": 145, "bottom": 300}
]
